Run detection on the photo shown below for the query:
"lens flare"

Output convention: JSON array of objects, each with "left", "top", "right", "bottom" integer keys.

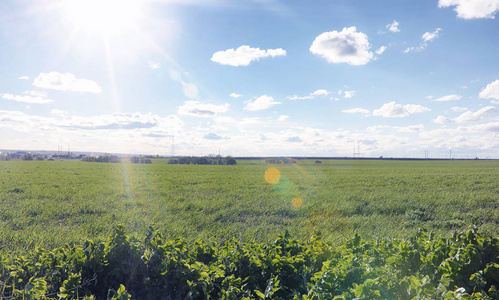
[
  {"left": 265, "top": 168, "right": 281, "bottom": 185},
  {"left": 291, "top": 197, "right": 303, "bottom": 208}
]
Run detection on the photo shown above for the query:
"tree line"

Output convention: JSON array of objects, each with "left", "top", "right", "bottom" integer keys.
[
  {"left": 81, "top": 155, "right": 152, "bottom": 164},
  {"left": 168, "top": 155, "right": 237, "bottom": 165}
]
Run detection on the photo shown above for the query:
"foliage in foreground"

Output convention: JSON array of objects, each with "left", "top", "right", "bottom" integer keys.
[{"left": 1, "top": 226, "right": 499, "bottom": 299}]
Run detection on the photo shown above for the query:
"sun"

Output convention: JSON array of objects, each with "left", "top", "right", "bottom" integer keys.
[{"left": 60, "top": 0, "right": 143, "bottom": 35}]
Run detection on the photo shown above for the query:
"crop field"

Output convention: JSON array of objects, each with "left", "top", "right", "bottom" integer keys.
[{"left": 1, "top": 159, "right": 499, "bottom": 252}]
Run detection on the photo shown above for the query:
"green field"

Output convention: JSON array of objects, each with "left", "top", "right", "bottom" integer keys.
[{"left": 1, "top": 159, "right": 499, "bottom": 251}]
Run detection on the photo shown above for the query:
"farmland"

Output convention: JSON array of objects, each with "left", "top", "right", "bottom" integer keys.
[{"left": 1, "top": 159, "right": 499, "bottom": 252}]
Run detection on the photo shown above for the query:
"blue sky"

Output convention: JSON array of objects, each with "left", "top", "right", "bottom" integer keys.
[{"left": 1, "top": 0, "right": 499, "bottom": 158}]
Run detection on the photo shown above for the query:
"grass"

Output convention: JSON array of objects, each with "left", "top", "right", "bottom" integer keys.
[{"left": 1, "top": 159, "right": 499, "bottom": 252}]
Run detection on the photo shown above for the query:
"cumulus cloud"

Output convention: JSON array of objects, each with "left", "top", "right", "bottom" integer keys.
[
  {"left": 33, "top": 72, "right": 101, "bottom": 93},
  {"left": 287, "top": 89, "right": 330, "bottom": 100},
  {"left": 344, "top": 91, "right": 356, "bottom": 98},
  {"left": 65, "top": 112, "right": 165, "bottom": 130},
  {"left": 244, "top": 95, "right": 281, "bottom": 111},
  {"left": 433, "top": 115, "right": 452, "bottom": 124},
  {"left": 2, "top": 92, "right": 54, "bottom": 104},
  {"left": 19, "top": 76, "right": 30, "bottom": 80},
  {"left": 433, "top": 107, "right": 497, "bottom": 124},
  {"left": 178, "top": 101, "right": 229, "bottom": 117},
  {"left": 454, "top": 106, "right": 497, "bottom": 122},
  {"left": 404, "top": 28, "right": 442, "bottom": 53},
  {"left": 373, "top": 101, "right": 430, "bottom": 118},
  {"left": 342, "top": 108, "right": 370, "bottom": 114},
  {"left": 278, "top": 115, "right": 289, "bottom": 121},
  {"left": 438, "top": 0, "right": 499, "bottom": 19},
  {"left": 470, "top": 121, "right": 499, "bottom": 132},
  {"left": 479, "top": 80, "right": 499, "bottom": 100},
  {"left": 375, "top": 46, "right": 387, "bottom": 55},
  {"left": 451, "top": 107, "right": 468, "bottom": 112},
  {"left": 286, "top": 136, "right": 302, "bottom": 143},
  {"left": 338, "top": 90, "right": 356, "bottom": 99},
  {"left": 0, "top": 109, "right": 185, "bottom": 154},
  {"left": 386, "top": 20, "right": 400, "bottom": 32},
  {"left": 287, "top": 95, "right": 311, "bottom": 100},
  {"left": 422, "top": 28, "right": 442, "bottom": 42},
  {"left": 211, "top": 45, "right": 286, "bottom": 66},
  {"left": 309, "top": 26, "right": 373, "bottom": 66},
  {"left": 433, "top": 94, "right": 462, "bottom": 102},
  {"left": 203, "top": 133, "right": 226, "bottom": 140},
  {"left": 311, "top": 89, "right": 330, "bottom": 96},
  {"left": 229, "top": 93, "right": 242, "bottom": 98},
  {"left": 51, "top": 109, "right": 68, "bottom": 117}
]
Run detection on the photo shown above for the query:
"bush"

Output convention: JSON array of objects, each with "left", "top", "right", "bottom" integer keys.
[{"left": 1, "top": 226, "right": 498, "bottom": 299}]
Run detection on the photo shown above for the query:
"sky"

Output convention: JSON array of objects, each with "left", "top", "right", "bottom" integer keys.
[{"left": 1, "top": 0, "right": 499, "bottom": 158}]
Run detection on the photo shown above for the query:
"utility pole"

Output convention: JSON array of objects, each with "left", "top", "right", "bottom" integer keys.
[
  {"left": 171, "top": 134, "right": 175, "bottom": 157},
  {"left": 353, "top": 142, "right": 361, "bottom": 158}
]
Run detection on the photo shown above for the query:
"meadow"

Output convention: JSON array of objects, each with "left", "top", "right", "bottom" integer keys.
[{"left": 1, "top": 158, "right": 499, "bottom": 252}]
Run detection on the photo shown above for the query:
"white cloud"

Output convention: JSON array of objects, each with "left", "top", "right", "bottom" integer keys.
[
  {"left": 438, "top": 0, "right": 499, "bottom": 19},
  {"left": 398, "top": 124, "right": 424, "bottom": 132},
  {"left": 51, "top": 109, "right": 68, "bottom": 117},
  {"left": 229, "top": 92, "right": 242, "bottom": 98},
  {"left": 470, "top": 121, "right": 499, "bottom": 132},
  {"left": 2, "top": 92, "right": 54, "bottom": 104},
  {"left": 404, "top": 28, "right": 442, "bottom": 53},
  {"left": 203, "top": 133, "right": 227, "bottom": 140},
  {"left": 433, "top": 115, "right": 452, "bottom": 124},
  {"left": 454, "top": 106, "right": 497, "bottom": 122},
  {"left": 311, "top": 89, "right": 330, "bottom": 96},
  {"left": 451, "top": 107, "right": 468, "bottom": 112},
  {"left": 211, "top": 45, "right": 286, "bottom": 66},
  {"left": 386, "top": 20, "right": 400, "bottom": 32},
  {"left": 433, "top": 94, "right": 462, "bottom": 102},
  {"left": 286, "top": 136, "right": 302, "bottom": 143},
  {"left": 33, "top": 72, "right": 101, "bottom": 93},
  {"left": 375, "top": 46, "right": 387, "bottom": 55},
  {"left": 338, "top": 90, "right": 356, "bottom": 99},
  {"left": 373, "top": 101, "right": 430, "bottom": 118},
  {"left": 479, "top": 80, "right": 499, "bottom": 100},
  {"left": 287, "top": 95, "right": 312, "bottom": 100},
  {"left": 287, "top": 89, "right": 330, "bottom": 100},
  {"left": 244, "top": 95, "right": 281, "bottom": 111},
  {"left": 278, "top": 115, "right": 289, "bottom": 121},
  {"left": 309, "top": 26, "right": 373, "bottom": 66},
  {"left": 344, "top": 91, "right": 356, "bottom": 99},
  {"left": 178, "top": 101, "right": 229, "bottom": 117},
  {"left": 342, "top": 108, "right": 370, "bottom": 114},
  {"left": 19, "top": 76, "right": 30, "bottom": 80},
  {"left": 147, "top": 60, "right": 161, "bottom": 69},
  {"left": 422, "top": 28, "right": 442, "bottom": 42},
  {"left": 181, "top": 81, "right": 199, "bottom": 99}
]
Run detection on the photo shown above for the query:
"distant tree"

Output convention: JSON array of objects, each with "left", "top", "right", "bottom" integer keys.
[
  {"left": 226, "top": 157, "right": 237, "bottom": 165},
  {"left": 315, "top": 160, "right": 322, "bottom": 164},
  {"left": 168, "top": 159, "right": 179, "bottom": 164},
  {"left": 36, "top": 156, "right": 45, "bottom": 161},
  {"left": 178, "top": 157, "right": 191, "bottom": 164},
  {"left": 21, "top": 153, "right": 33, "bottom": 161},
  {"left": 99, "top": 155, "right": 111, "bottom": 163}
]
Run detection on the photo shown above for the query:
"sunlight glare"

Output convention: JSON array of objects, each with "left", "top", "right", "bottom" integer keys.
[
  {"left": 264, "top": 168, "right": 281, "bottom": 185},
  {"left": 61, "top": 0, "right": 143, "bottom": 35},
  {"left": 291, "top": 197, "right": 303, "bottom": 208}
]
